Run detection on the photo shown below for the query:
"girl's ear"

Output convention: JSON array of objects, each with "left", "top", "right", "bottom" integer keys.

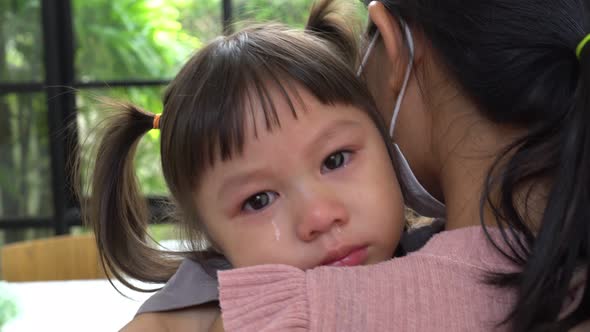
[{"left": 367, "top": 1, "right": 418, "bottom": 91}]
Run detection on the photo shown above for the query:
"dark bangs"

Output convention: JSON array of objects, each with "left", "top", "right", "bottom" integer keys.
[{"left": 159, "top": 24, "right": 387, "bottom": 197}]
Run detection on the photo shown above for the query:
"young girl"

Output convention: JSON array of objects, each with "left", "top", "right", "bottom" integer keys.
[{"left": 85, "top": 0, "right": 407, "bottom": 330}]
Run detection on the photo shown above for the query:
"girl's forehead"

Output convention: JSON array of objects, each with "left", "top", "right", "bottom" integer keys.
[
  {"left": 237, "top": 79, "right": 376, "bottom": 145},
  {"left": 241, "top": 81, "right": 308, "bottom": 137}
]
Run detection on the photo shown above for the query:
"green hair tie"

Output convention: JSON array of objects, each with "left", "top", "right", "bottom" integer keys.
[{"left": 576, "top": 34, "right": 590, "bottom": 59}]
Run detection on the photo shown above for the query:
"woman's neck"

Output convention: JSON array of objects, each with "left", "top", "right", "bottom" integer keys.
[{"left": 433, "top": 102, "right": 533, "bottom": 230}]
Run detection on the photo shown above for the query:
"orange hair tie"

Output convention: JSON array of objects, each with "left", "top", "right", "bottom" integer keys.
[{"left": 153, "top": 114, "right": 161, "bottom": 129}]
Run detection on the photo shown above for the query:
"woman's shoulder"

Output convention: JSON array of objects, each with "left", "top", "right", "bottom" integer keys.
[
  {"left": 120, "top": 303, "right": 220, "bottom": 332},
  {"left": 406, "top": 225, "right": 520, "bottom": 272}
]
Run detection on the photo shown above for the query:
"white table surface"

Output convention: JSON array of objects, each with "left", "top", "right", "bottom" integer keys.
[
  {"left": 2, "top": 278, "right": 160, "bottom": 332},
  {"left": 1, "top": 240, "right": 186, "bottom": 332},
  {"left": 2, "top": 278, "right": 162, "bottom": 332}
]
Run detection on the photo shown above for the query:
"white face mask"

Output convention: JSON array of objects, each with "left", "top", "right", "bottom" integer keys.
[{"left": 358, "top": 21, "right": 446, "bottom": 219}]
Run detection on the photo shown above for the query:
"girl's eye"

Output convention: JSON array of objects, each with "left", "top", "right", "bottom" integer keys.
[
  {"left": 321, "top": 150, "right": 352, "bottom": 173},
  {"left": 242, "top": 191, "right": 278, "bottom": 212}
]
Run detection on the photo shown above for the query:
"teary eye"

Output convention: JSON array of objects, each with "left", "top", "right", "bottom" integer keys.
[
  {"left": 242, "top": 191, "right": 278, "bottom": 212},
  {"left": 321, "top": 151, "right": 352, "bottom": 173}
]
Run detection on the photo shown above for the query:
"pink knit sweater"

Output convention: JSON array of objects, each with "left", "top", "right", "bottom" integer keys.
[{"left": 218, "top": 227, "right": 521, "bottom": 331}]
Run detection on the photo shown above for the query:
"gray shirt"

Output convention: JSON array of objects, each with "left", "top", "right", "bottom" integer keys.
[{"left": 136, "top": 257, "right": 230, "bottom": 314}]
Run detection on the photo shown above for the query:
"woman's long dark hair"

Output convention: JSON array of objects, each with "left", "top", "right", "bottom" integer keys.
[{"left": 374, "top": 0, "right": 590, "bottom": 330}]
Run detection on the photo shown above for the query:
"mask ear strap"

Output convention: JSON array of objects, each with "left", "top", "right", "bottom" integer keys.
[
  {"left": 389, "top": 19, "right": 415, "bottom": 136},
  {"left": 357, "top": 30, "right": 381, "bottom": 77}
]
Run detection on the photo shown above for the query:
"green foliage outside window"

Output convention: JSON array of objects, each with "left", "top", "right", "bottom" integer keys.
[
  {"left": 0, "top": 0, "right": 49, "bottom": 220},
  {"left": 234, "top": 0, "right": 313, "bottom": 29}
]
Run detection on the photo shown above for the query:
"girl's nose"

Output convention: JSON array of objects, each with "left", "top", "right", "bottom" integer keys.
[{"left": 295, "top": 190, "right": 349, "bottom": 242}]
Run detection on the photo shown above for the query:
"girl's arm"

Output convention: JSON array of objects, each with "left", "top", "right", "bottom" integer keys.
[{"left": 208, "top": 314, "right": 225, "bottom": 332}]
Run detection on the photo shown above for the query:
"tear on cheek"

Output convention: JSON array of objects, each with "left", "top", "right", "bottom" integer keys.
[{"left": 271, "top": 219, "right": 281, "bottom": 241}]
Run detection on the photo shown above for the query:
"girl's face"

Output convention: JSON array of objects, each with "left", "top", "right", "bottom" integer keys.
[{"left": 195, "top": 84, "right": 405, "bottom": 269}]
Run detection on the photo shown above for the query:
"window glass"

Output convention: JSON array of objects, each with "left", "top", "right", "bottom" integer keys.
[
  {"left": 0, "top": 93, "right": 52, "bottom": 218},
  {"left": 73, "top": 0, "right": 222, "bottom": 82},
  {"left": 233, "top": 0, "right": 313, "bottom": 28},
  {"left": 0, "top": 0, "right": 43, "bottom": 82},
  {"left": 232, "top": 1, "right": 368, "bottom": 39}
]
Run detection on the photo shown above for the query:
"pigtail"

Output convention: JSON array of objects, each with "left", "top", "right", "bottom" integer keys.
[
  {"left": 305, "top": 0, "right": 362, "bottom": 69},
  {"left": 85, "top": 102, "right": 180, "bottom": 291},
  {"left": 505, "top": 44, "right": 590, "bottom": 331}
]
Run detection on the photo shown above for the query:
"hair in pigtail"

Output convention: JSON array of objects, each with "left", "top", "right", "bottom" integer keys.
[
  {"left": 507, "top": 38, "right": 590, "bottom": 331},
  {"left": 306, "top": 0, "right": 362, "bottom": 69},
  {"left": 565, "top": 38, "right": 590, "bottom": 326},
  {"left": 85, "top": 102, "right": 181, "bottom": 291}
]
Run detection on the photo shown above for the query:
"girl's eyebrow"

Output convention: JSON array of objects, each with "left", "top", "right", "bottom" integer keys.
[
  {"left": 217, "top": 168, "right": 269, "bottom": 201},
  {"left": 303, "top": 119, "right": 363, "bottom": 158},
  {"left": 216, "top": 119, "right": 363, "bottom": 199}
]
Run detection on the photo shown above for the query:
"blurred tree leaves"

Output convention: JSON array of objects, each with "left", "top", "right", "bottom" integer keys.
[
  {"left": 234, "top": 0, "right": 312, "bottom": 29},
  {"left": 0, "top": 0, "right": 51, "bottom": 219},
  {"left": 73, "top": 0, "right": 205, "bottom": 81},
  {"left": 0, "top": 0, "right": 42, "bottom": 82}
]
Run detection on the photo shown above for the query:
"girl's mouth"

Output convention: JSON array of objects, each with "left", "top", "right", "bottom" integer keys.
[{"left": 321, "top": 246, "right": 368, "bottom": 267}]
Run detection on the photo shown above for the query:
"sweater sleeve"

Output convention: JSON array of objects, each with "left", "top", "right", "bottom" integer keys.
[
  {"left": 219, "top": 258, "right": 515, "bottom": 331},
  {"left": 219, "top": 260, "right": 425, "bottom": 331},
  {"left": 218, "top": 265, "right": 309, "bottom": 331},
  {"left": 218, "top": 228, "right": 522, "bottom": 331}
]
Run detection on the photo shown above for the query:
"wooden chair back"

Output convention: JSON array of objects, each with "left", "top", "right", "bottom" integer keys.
[{"left": 1, "top": 233, "right": 106, "bottom": 281}]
